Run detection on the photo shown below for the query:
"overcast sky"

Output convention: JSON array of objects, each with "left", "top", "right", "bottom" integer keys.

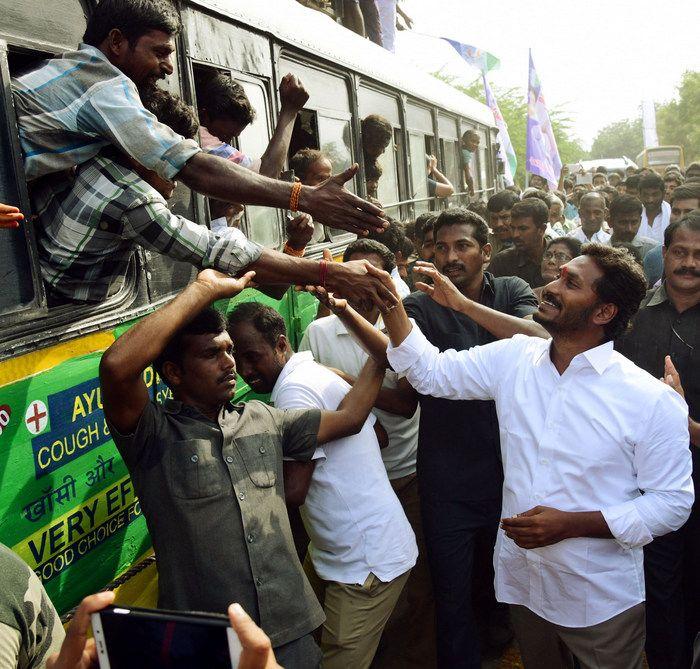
[{"left": 396, "top": 0, "right": 700, "bottom": 150}]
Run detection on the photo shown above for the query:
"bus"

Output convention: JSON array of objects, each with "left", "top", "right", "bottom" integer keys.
[
  {"left": 635, "top": 145, "right": 685, "bottom": 175},
  {"left": 0, "top": 0, "right": 498, "bottom": 615}
]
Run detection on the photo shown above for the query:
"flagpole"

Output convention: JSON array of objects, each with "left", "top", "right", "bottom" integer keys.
[{"left": 525, "top": 49, "right": 531, "bottom": 189}]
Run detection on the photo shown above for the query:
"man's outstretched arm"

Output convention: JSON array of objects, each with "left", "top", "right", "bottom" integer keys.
[
  {"left": 100, "top": 270, "right": 254, "bottom": 435},
  {"left": 179, "top": 156, "right": 384, "bottom": 235}
]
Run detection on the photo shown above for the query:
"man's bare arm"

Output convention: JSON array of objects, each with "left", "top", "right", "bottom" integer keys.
[
  {"left": 258, "top": 74, "right": 308, "bottom": 178},
  {"left": 179, "top": 155, "right": 384, "bottom": 235},
  {"left": 100, "top": 270, "right": 254, "bottom": 434},
  {"left": 317, "top": 357, "right": 386, "bottom": 444}
]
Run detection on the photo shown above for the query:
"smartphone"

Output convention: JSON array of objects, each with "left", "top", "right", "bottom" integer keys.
[
  {"left": 575, "top": 173, "right": 593, "bottom": 185},
  {"left": 91, "top": 605, "right": 242, "bottom": 669}
]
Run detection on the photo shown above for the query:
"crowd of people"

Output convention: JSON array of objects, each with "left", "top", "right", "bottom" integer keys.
[{"left": 1, "top": 1, "right": 698, "bottom": 669}]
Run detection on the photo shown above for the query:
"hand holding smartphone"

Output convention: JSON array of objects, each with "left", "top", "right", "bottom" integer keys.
[{"left": 91, "top": 606, "right": 242, "bottom": 669}]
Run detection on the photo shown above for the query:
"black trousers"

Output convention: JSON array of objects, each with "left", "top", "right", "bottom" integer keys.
[
  {"left": 644, "top": 499, "right": 700, "bottom": 669},
  {"left": 421, "top": 495, "right": 503, "bottom": 669}
]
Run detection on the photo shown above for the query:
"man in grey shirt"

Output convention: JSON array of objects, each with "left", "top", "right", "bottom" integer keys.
[{"left": 99, "top": 268, "right": 387, "bottom": 669}]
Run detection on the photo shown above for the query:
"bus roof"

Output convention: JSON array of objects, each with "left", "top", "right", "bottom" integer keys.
[{"left": 187, "top": 0, "right": 496, "bottom": 128}]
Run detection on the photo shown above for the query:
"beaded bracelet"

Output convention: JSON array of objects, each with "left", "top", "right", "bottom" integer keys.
[
  {"left": 283, "top": 243, "right": 305, "bottom": 257},
  {"left": 289, "top": 182, "right": 302, "bottom": 212}
]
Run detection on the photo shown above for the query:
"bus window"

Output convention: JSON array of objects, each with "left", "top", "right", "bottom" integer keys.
[
  {"left": 238, "top": 78, "right": 283, "bottom": 249},
  {"left": 0, "top": 46, "right": 38, "bottom": 317},
  {"left": 477, "top": 128, "right": 490, "bottom": 196},
  {"left": 358, "top": 87, "right": 402, "bottom": 219},
  {"left": 318, "top": 114, "right": 355, "bottom": 240},
  {"left": 438, "top": 114, "right": 460, "bottom": 202},
  {"left": 280, "top": 56, "right": 354, "bottom": 245},
  {"left": 406, "top": 102, "right": 435, "bottom": 216}
]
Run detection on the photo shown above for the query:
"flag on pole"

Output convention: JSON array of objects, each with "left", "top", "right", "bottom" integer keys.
[
  {"left": 641, "top": 99, "right": 659, "bottom": 148},
  {"left": 526, "top": 50, "right": 561, "bottom": 189},
  {"left": 442, "top": 39, "right": 500, "bottom": 72},
  {"left": 483, "top": 74, "right": 516, "bottom": 186}
]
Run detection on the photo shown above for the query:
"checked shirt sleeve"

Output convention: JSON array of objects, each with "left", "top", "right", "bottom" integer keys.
[{"left": 123, "top": 202, "right": 263, "bottom": 275}]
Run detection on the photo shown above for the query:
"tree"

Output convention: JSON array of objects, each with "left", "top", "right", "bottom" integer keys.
[
  {"left": 657, "top": 71, "right": 700, "bottom": 163},
  {"left": 589, "top": 119, "right": 643, "bottom": 160},
  {"left": 451, "top": 78, "right": 586, "bottom": 186}
]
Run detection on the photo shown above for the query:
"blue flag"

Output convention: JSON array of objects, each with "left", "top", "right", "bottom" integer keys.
[
  {"left": 526, "top": 51, "right": 562, "bottom": 189},
  {"left": 442, "top": 39, "right": 500, "bottom": 72}
]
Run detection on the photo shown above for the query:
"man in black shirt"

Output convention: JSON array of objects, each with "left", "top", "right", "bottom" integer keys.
[
  {"left": 616, "top": 212, "right": 700, "bottom": 669},
  {"left": 488, "top": 199, "right": 549, "bottom": 288},
  {"left": 403, "top": 209, "right": 538, "bottom": 668}
]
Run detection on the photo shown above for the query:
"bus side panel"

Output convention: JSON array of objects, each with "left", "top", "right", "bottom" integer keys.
[{"left": 0, "top": 334, "right": 152, "bottom": 613}]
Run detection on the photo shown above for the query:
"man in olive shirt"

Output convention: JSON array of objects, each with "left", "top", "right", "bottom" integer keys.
[
  {"left": 616, "top": 213, "right": 700, "bottom": 669},
  {"left": 99, "top": 268, "right": 387, "bottom": 669},
  {"left": 488, "top": 199, "right": 549, "bottom": 288}
]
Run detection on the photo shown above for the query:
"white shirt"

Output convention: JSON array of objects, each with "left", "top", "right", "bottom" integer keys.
[
  {"left": 271, "top": 352, "right": 417, "bottom": 584},
  {"left": 387, "top": 328, "right": 693, "bottom": 627},
  {"left": 639, "top": 200, "right": 671, "bottom": 243},
  {"left": 568, "top": 226, "right": 611, "bottom": 244},
  {"left": 299, "top": 315, "right": 419, "bottom": 480},
  {"left": 390, "top": 266, "right": 411, "bottom": 298}
]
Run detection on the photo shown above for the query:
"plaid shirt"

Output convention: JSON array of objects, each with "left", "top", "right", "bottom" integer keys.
[
  {"left": 32, "top": 148, "right": 263, "bottom": 303},
  {"left": 12, "top": 44, "right": 200, "bottom": 181}
]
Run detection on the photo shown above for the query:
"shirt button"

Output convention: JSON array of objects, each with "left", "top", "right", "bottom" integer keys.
[
  {"left": 255, "top": 577, "right": 263, "bottom": 587},
  {"left": 99, "top": 221, "right": 108, "bottom": 230},
  {"left": 226, "top": 456, "right": 233, "bottom": 463},
  {"left": 238, "top": 492, "right": 246, "bottom": 501},
  {"left": 247, "top": 534, "right": 255, "bottom": 543},
  {"left": 190, "top": 455, "right": 198, "bottom": 463},
  {"left": 259, "top": 446, "right": 266, "bottom": 454},
  {"left": 540, "top": 458, "right": 549, "bottom": 465}
]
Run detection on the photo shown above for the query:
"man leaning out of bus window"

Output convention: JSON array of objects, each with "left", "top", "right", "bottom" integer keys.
[
  {"left": 31, "top": 87, "right": 393, "bottom": 307},
  {"left": 99, "top": 267, "right": 388, "bottom": 669},
  {"left": 11, "top": 0, "right": 391, "bottom": 294}
]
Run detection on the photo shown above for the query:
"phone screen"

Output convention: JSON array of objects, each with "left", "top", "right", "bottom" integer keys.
[{"left": 94, "top": 608, "right": 240, "bottom": 669}]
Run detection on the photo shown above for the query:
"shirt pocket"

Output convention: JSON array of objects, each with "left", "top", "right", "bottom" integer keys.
[
  {"left": 169, "top": 439, "right": 226, "bottom": 499},
  {"left": 236, "top": 435, "right": 278, "bottom": 488}
]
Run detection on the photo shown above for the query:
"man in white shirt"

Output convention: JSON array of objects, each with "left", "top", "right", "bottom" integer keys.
[
  {"left": 638, "top": 172, "right": 672, "bottom": 243},
  {"left": 568, "top": 192, "right": 611, "bottom": 244},
  {"left": 355, "top": 244, "right": 693, "bottom": 669},
  {"left": 299, "top": 238, "right": 434, "bottom": 668},
  {"left": 228, "top": 303, "right": 417, "bottom": 669},
  {"left": 606, "top": 194, "right": 659, "bottom": 260}
]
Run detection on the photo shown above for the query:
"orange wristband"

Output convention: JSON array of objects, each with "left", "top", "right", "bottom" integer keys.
[
  {"left": 289, "top": 182, "right": 302, "bottom": 212},
  {"left": 283, "top": 243, "right": 305, "bottom": 257}
]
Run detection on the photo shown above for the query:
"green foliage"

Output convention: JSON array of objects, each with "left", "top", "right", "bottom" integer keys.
[
  {"left": 657, "top": 71, "right": 700, "bottom": 164},
  {"left": 589, "top": 118, "right": 643, "bottom": 161},
  {"left": 587, "top": 70, "right": 700, "bottom": 166},
  {"left": 441, "top": 75, "right": 586, "bottom": 186}
]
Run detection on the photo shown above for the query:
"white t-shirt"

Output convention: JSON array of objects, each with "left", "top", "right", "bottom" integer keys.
[
  {"left": 271, "top": 352, "right": 417, "bottom": 585},
  {"left": 390, "top": 266, "right": 411, "bottom": 298},
  {"left": 299, "top": 315, "right": 419, "bottom": 480},
  {"left": 568, "top": 226, "right": 611, "bottom": 244},
  {"left": 639, "top": 200, "right": 671, "bottom": 244}
]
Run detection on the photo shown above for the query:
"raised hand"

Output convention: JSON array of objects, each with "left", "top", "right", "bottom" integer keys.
[
  {"left": 285, "top": 212, "right": 314, "bottom": 250},
  {"left": 278, "top": 73, "right": 309, "bottom": 114},
  {"left": 412, "top": 262, "right": 468, "bottom": 312},
  {"left": 301, "top": 164, "right": 387, "bottom": 235},
  {"left": 0, "top": 203, "right": 24, "bottom": 228},
  {"left": 195, "top": 269, "right": 256, "bottom": 301},
  {"left": 46, "top": 591, "right": 115, "bottom": 669},
  {"left": 305, "top": 285, "right": 348, "bottom": 314}
]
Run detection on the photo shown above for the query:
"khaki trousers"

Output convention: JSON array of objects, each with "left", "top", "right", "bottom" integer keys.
[
  {"left": 510, "top": 603, "right": 646, "bottom": 669},
  {"left": 304, "top": 554, "right": 410, "bottom": 669}
]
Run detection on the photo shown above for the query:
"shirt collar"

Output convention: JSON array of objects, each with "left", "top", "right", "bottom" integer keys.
[
  {"left": 270, "top": 351, "right": 313, "bottom": 403},
  {"left": 535, "top": 339, "right": 615, "bottom": 376},
  {"left": 79, "top": 43, "right": 112, "bottom": 64},
  {"left": 646, "top": 282, "right": 670, "bottom": 307}
]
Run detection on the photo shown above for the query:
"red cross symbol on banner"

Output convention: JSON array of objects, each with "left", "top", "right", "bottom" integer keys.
[{"left": 25, "top": 400, "right": 48, "bottom": 435}]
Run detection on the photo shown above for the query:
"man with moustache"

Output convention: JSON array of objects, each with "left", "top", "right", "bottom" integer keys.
[
  {"left": 400, "top": 208, "right": 538, "bottom": 667},
  {"left": 364, "top": 243, "right": 692, "bottom": 669},
  {"left": 616, "top": 212, "right": 700, "bottom": 669}
]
